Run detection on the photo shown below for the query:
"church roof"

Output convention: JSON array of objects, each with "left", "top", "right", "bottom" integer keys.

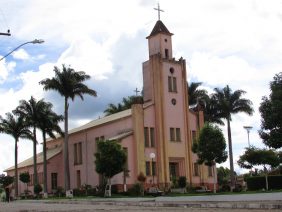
[
  {"left": 68, "top": 109, "right": 132, "bottom": 135},
  {"left": 4, "top": 146, "right": 62, "bottom": 172},
  {"left": 46, "top": 109, "right": 133, "bottom": 142},
  {"left": 148, "top": 20, "right": 173, "bottom": 38}
]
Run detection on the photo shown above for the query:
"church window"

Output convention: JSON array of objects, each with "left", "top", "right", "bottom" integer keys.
[
  {"left": 150, "top": 128, "right": 155, "bottom": 147},
  {"left": 165, "top": 49, "right": 169, "bottom": 58},
  {"left": 170, "top": 128, "right": 181, "bottom": 142},
  {"left": 152, "top": 161, "right": 156, "bottom": 176},
  {"left": 176, "top": 128, "right": 181, "bottom": 141},
  {"left": 51, "top": 173, "right": 58, "bottom": 190},
  {"left": 144, "top": 127, "right": 155, "bottom": 147},
  {"left": 169, "top": 67, "right": 174, "bottom": 74},
  {"left": 165, "top": 38, "right": 167, "bottom": 42},
  {"left": 194, "top": 163, "right": 199, "bottom": 176},
  {"left": 74, "top": 142, "right": 82, "bottom": 165},
  {"left": 144, "top": 127, "right": 149, "bottom": 147},
  {"left": 192, "top": 130, "right": 197, "bottom": 143},
  {"left": 170, "top": 128, "right": 175, "bottom": 141},
  {"left": 145, "top": 161, "right": 151, "bottom": 176},
  {"left": 208, "top": 166, "right": 213, "bottom": 177},
  {"left": 168, "top": 76, "right": 177, "bottom": 92}
]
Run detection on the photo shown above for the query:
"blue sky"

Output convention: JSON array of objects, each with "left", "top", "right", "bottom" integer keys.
[{"left": 1, "top": 0, "right": 282, "bottom": 174}]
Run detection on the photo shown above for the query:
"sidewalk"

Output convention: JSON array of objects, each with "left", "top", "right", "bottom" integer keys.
[{"left": 23, "top": 192, "right": 282, "bottom": 210}]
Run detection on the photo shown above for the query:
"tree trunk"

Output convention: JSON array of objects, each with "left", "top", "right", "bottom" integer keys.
[
  {"left": 15, "top": 139, "right": 18, "bottom": 198},
  {"left": 43, "top": 131, "right": 47, "bottom": 195},
  {"left": 227, "top": 120, "right": 235, "bottom": 191},
  {"left": 64, "top": 97, "right": 70, "bottom": 191},
  {"left": 213, "top": 165, "right": 216, "bottom": 193},
  {"left": 264, "top": 166, "right": 268, "bottom": 190},
  {"left": 33, "top": 127, "right": 38, "bottom": 186}
]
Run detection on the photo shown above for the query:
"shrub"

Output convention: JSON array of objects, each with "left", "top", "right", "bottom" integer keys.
[
  {"left": 246, "top": 175, "right": 282, "bottom": 190},
  {"left": 34, "top": 184, "right": 42, "bottom": 198},
  {"left": 233, "top": 184, "right": 243, "bottom": 192},
  {"left": 178, "top": 176, "right": 187, "bottom": 188},
  {"left": 55, "top": 186, "right": 64, "bottom": 197},
  {"left": 219, "top": 184, "right": 230, "bottom": 192},
  {"left": 128, "top": 183, "right": 142, "bottom": 196},
  {"left": 73, "top": 188, "right": 85, "bottom": 197}
]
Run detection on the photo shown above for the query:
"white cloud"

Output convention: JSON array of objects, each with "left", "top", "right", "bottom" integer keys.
[{"left": 12, "top": 49, "right": 30, "bottom": 60}]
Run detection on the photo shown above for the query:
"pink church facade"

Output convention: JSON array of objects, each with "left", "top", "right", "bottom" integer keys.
[{"left": 5, "top": 20, "right": 216, "bottom": 195}]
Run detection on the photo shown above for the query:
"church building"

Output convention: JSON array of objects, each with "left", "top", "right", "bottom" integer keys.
[{"left": 5, "top": 19, "right": 216, "bottom": 195}]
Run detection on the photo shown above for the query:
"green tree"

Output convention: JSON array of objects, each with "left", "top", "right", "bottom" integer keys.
[
  {"left": 37, "top": 101, "right": 63, "bottom": 195},
  {"left": 188, "top": 82, "right": 208, "bottom": 107},
  {"left": 192, "top": 123, "right": 228, "bottom": 193},
  {"left": 94, "top": 140, "right": 126, "bottom": 197},
  {"left": 217, "top": 166, "right": 231, "bottom": 187},
  {"left": 14, "top": 96, "right": 48, "bottom": 186},
  {"left": 104, "top": 96, "right": 143, "bottom": 116},
  {"left": 203, "top": 95, "right": 224, "bottom": 125},
  {"left": 259, "top": 72, "right": 282, "bottom": 149},
  {"left": 19, "top": 172, "right": 30, "bottom": 198},
  {"left": 40, "top": 64, "right": 97, "bottom": 192},
  {"left": 212, "top": 85, "right": 253, "bottom": 190},
  {"left": 238, "top": 147, "right": 280, "bottom": 190},
  {"left": 0, "top": 174, "right": 14, "bottom": 188},
  {"left": 0, "top": 113, "right": 32, "bottom": 197}
]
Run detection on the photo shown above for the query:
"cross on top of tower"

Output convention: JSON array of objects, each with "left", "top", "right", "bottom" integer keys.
[
  {"left": 134, "top": 88, "right": 140, "bottom": 96},
  {"left": 154, "top": 3, "right": 164, "bottom": 20}
]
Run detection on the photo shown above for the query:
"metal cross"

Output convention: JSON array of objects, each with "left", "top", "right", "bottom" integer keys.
[
  {"left": 154, "top": 3, "right": 164, "bottom": 20},
  {"left": 134, "top": 88, "right": 140, "bottom": 96}
]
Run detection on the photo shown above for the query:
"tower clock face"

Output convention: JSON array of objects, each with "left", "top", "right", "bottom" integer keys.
[{"left": 171, "top": 98, "right": 176, "bottom": 105}]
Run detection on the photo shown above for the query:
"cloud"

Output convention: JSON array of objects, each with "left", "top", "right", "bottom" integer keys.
[{"left": 12, "top": 49, "right": 30, "bottom": 60}]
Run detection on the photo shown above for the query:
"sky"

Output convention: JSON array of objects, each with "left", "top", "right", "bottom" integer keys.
[{"left": 0, "top": 0, "right": 282, "bottom": 175}]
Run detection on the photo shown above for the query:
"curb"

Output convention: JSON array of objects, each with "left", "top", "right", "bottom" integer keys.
[{"left": 23, "top": 199, "right": 282, "bottom": 210}]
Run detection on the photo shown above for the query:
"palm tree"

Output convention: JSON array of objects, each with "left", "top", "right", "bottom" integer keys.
[
  {"left": 104, "top": 103, "right": 123, "bottom": 116},
  {"left": 212, "top": 85, "right": 253, "bottom": 190},
  {"left": 203, "top": 95, "right": 224, "bottom": 125},
  {"left": 14, "top": 96, "right": 47, "bottom": 186},
  {"left": 39, "top": 64, "right": 97, "bottom": 191},
  {"left": 104, "top": 96, "right": 142, "bottom": 116},
  {"left": 188, "top": 82, "right": 208, "bottom": 107},
  {"left": 0, "top": 112, "right": 32, "bottom": 197},
  {"left": 37, "top": 101, "right": 63, "bottom": 195}
]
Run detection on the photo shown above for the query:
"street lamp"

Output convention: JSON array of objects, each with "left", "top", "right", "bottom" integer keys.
[
  {"left": 243, "top": 126, "right": 252, "bottom": 148},
  {"left": 149, "top": 152, "right": 156, "bottom": 186},
  {"left": 0, "top": 39, "right": 44, "bottom": 61}
]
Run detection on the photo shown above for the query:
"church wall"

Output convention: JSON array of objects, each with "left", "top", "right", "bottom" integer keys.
[
  {"left": 162, "top": 61, "right": 187, "bottom": 158},
  {"left": 67, "top": 116, "right": 134, "bottom": 189}
]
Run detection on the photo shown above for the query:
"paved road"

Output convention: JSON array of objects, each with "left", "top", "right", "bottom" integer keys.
[{"left": 0, "top": 201, "right": 280, "bottom": 212}]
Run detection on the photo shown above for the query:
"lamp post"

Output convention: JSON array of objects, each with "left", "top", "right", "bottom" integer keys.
[
  {"left": 243, "top": 126, "right": 252, "bottom": 148},
  {"left": 0, "top": 39, "right": 44, "bottom": 61},
  {"left": 149, "top": 152, "right": 156, "bottom": 186}
]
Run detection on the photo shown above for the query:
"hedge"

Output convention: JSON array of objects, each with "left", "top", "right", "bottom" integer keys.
[{"left": 246, "top": 175, "right": 282, "bottom": 190}]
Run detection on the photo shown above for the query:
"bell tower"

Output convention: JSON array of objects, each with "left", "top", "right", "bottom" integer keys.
[{"left": 142, "top": 17, "right": 192, "bottom": 187}]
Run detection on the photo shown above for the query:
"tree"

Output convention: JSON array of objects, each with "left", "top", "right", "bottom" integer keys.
[
  {"left": 40, "top": 64, "right": 97, "bottom": 192},
  {"left": 192, "top": 123, "right": 228, "bottom": 193},
  {"left": 19, "top": 172, "right": 30, "bottom": 198},
  {"left": 259, "top": 72, "right": 282, "bottom": 149},
  {"left": 14, "top": 96, "right": 47, "bottom": 186},
  {"left": 238, "top": 147, "right": 280, "bottom": 190},
  {"left": 37, "top": 101, "right": 63, "bottom": 196},
  {"left": 104, "top": 96, "right": 143, "bottom": 116},
  {"left": 137, "top": 172, "right": 146, "bottom": 196},
  {"left": 188, "top": 82, "right": 208, "bottom": 107},
  {"left": 0, "top": 113, "right": 32, "bottom": 197},
  {"left": 94, "top": 140, "right": 127, "bottom": 197},
  {"left": 212, "top": 85, "right": 253, "bottom": 190},
  {"left": 0, "top": 174, "right": 14, "bottom": 188}
]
